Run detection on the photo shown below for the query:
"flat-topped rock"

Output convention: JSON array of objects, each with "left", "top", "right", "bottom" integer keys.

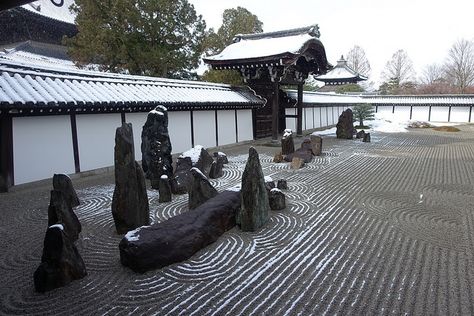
[{"left": 119, "top": 190, "right": 240, "bottom": 273}]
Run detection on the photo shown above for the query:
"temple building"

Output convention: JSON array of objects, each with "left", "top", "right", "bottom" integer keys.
[
  {"left": 204, "top": 25, "right": 330, "bottom": 139},
  {"left": 315, "top": 55, "right": 367, "bottom": 92}
]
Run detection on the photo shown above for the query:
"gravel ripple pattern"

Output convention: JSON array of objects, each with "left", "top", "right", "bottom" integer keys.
[{"left": 1, "top": 126, "right": 474, "bottom": 315}]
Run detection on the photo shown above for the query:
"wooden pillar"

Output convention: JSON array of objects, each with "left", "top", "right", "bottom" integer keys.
[
  {"left": 70, "top": 113, "right": 81, "bottom": 173},
  {"left": 0, "top": 115, "right": 14, "bottom": 192},
  {"left": 271, "top": 83, "right": 279, "bottom": 141},
  {"left": 297, "top": 83, "right": 303, "bottom": 136}
]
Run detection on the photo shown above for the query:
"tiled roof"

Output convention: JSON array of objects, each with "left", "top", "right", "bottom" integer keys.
[
  {"left": 22, "top": 0, "right": 76, "bottom": 25},
  {"left": 315, "top": 56, "right": 367, "bottom": 83},
  {"left": 286, "top": 90, "right": 474, "bottom": 106},
  {"left": 0, "top": 59, "right": 264, "bottom": 114}
]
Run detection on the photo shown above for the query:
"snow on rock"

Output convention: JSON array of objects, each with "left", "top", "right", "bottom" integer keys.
[
  {"left": 125, "top": 226, "right": 150, "bottom": 242},
  {"left": 283, "top": 129, "right": 293, "bottom": 138},
  {"left": 49, "top": 223, "right": 64, "bottom": 231},
  {"left": 160, "top": 175, "right": 168, "bottom": 179},
  {"left": 228, "top": 184, "right": 241, "bottom": 192},
  {"left": 312, "top": 127, "right": 337, "bottom": 136},
  {"left": 150, "top": 109, "right": 164, "bottom": 116},
  {"left": 180, "top": 145, "right": 205, "bottom": 164},
  {"left": 270, "top": 188, "right": 282, "bottom": 193},
  {"left": 190, "top": 167, "right": 207, "bottom": 179},
  {"left": 264, "top": 176, "right": 273, "bottom": 182}
]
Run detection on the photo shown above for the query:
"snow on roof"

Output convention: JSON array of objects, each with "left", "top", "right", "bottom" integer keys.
[
  {"left": 286, "top": 90, "right": 474, "bottom": 106},
  {"left": 205, "top": 33, "right": 317, "bottom": 62},
  {"left": 0, "top": 58, "right": 264, "bottom": 110},
  {"left": 22, "top": 0, "right": 76, "bottom": 25},
  {"left": 315, "top": 56, "right": 367, "bottom": 82}
]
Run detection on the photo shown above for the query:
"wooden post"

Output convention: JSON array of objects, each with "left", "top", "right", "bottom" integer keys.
[
  {"left": 297, "top": 83, "right": 303, "bottom": 136},
  {"left": 70, "top": 113, "right": 81, "bottom": 173},
  {"left": 271, "top": 83, "right": 279, "bottom": 141},
  {"left": 0, "top": 115, "right": 14, "bottom": 192}
]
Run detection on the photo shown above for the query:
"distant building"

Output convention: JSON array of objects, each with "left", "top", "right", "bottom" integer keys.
[{"left": 315, "top": 55, "right": 367, "bottom": 92}]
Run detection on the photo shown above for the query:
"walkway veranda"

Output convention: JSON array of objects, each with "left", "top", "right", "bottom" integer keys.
[{"left": 1, "top": 125, "right": 474, "bottom": 315}]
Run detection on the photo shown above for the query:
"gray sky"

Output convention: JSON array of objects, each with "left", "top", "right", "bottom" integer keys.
[{"left": 188, "top": 0, "right": 474, "bottom": 86}]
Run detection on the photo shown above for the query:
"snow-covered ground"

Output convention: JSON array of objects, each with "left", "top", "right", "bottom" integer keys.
[{"left": 312, "top": 112, "right": 464, "bottom": 136}]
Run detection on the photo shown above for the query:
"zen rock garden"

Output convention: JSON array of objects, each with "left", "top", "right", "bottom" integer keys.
[{"left": 32, "top": 104, "right": 377, "bottom": 292}]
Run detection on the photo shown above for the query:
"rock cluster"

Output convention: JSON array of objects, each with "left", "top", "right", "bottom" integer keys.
[
  {"left": 141, "top": 106, "right": 173, "bottom": 188},
  {"left": 112, "top": 123, "right": 150, "bottom": 234},
  {"left": 172, "top": 145, "right": 213, "bottom": 194}
]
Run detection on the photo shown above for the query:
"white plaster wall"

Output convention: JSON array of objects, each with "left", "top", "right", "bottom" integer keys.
[
  {"left": 393, "top": 106, "right": 411, "bottom": 121},
  {"left": 13, "top": 116, "right": 75, "bottom": 185},
  {"left": 314, "top": 107, "right": 321, "bottom": 128},
  {"left": 411, "top": 106, "right": 430, "bottom": 121},
  {"left": 237, "top": 109, "right": 253, "bottom": 142},
  {"left": 377, "top": 106, "right": 393, "bottom": 115},
  {"left": 76, "top": 113, "right": 121, "bottom": 171},
  {"left": 331, "top": 107, "right": 338, "bottom": 125},
  {"left": 286, "top": 108, "right": 296, "bottom": 131},
  {"left": 168, "top": 111, "right": 192, "bottom": 154},
  {"left": 450, "top": 106, "right": 471, "bottom": 122},
  {"left": 430, "top": 106, "right": 450, "bottom": 122},
  {"left": 125, "top": 112, "right": 148, "bottom": 161},
  {"left": 320, "top": 107, "right": 328, "bottom": 127},
  {"left": 193, "top": 111, "right": 216, "bottom": 149},
  {"left": 217, "top": 110, "right": 236, "bottom": 146},
  {"left": 305, "top": 108, "right": 313, "bottom": 130}
]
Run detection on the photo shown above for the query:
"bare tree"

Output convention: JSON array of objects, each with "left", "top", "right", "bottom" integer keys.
[
  {"left": 381, "top": 49, "right": 416, "bottom": 85},
  {"left": 420, "top": 63, "right": 444, "bottom": 85},
  {"left": 444, "top": 39, "right": 474, "bottom": 93},
  {"left": 346, "top": 45, "right": 371, "bottom": 77}
]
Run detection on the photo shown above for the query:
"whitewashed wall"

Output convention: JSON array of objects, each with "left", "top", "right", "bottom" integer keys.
[
  {"left": 285, "top": 108, "right": 296, "bottom": 131},
  {"left": 410, "top": 106, "right": 429, "bottom": 121},
  {"left": 236, "top": 110, "right": 253, "bottom": 142},
  {"left": 76, "top": 113, "right": 121, "bottom": 171},
  {"left": 168, "top": 111, "right": 192, "bottom": 154},
  {"left": 193, "top": 111, "right": 216, "bottom": 148},
  {"left": 13, "top": 116, "right": 75, "bottom": 184},
  {"left": 430, "top": 106, "right": 450, "bottom": 122},
  {"left": 450, "top": 107, "right": 470, "bottom": 122},
  {"left": 393, "top": 106, "right": 411, "bottom": 120},
  {"left": 217, "top": 110, "right": 236, "bottom": 146}
]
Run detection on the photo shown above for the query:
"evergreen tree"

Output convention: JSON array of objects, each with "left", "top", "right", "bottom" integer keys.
[
  {"left": 201, "top": 7, "right": 263, "bottom": 85},
  {"left": 353, "top": 103, "right": 375, "bottom": 127},
  {"left": 65, "top": 0, "right": 206, "bottom": 78}
]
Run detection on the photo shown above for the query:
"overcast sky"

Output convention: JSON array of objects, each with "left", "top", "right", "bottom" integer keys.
[{"left": 188, "top": 0, "right": 474, "bottom": 86}]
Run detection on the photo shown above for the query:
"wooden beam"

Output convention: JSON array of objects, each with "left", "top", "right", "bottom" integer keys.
[
  {"left": 0, "top": 115, "right": 14, "bottom": 192},
  {"left": 70, "top": 114, "right": 80, "bottom": 173},
  {"left": 297, "top": 84, "right": 303, "bottom": 136},
  {"left": 272, "top": 83, "right": 279, "bottom": 141}
]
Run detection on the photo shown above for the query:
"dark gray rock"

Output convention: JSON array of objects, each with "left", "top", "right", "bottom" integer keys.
[
  {"left": 119, "top": 190, "right": 240, "bottom": 273},
  {"left": 277, "top": 179, "right": 288, "bottom": 190},
  {"left": 356, "top": 130, "right": 366, "bottom": 139},
  {"left": 281, "top": 129, "right": 295, "bottom": 155},
  {"left": 52, "top": 174, "right": 79, "bottom": 208},
  {"left": 264, "top": 177, "right": 275, "bottom": 192},
  {"left": 269, "top": 188, "right": 286, "bottom": 210},
  {"left": 363, "top": 133, "right": 371, "bottom": 143},
  {"left": 141, "top": 106, "right": 173, "bottom": 183},
  {"left": 158, "top": 175, "right": 172, "bottom": 203},
  {"left": 112, "top": 123, "right": 150, "bottom": 234},
  {"left": 310, "top": 135, "right": 323, "bottom": 156},
  {"left": 188, "top": 168, "right": 218, "bottom": 210},
  {"left": 273, "top": 152, "right": 284, "bottom": 163},
  {"left": 209, "top": 157, "right": 224, "bottom": 179},
  {"left": 336, "top": 109, "right": 355, "bottom": 139},
  {"left": 48, "top": 190, "right": 81, "bottom": 242},
  {"left": 33, "top": 225, "right": 87, "bottom": 293},
  {"left": 284, "top": 148, "right": 313, "bottom": 163},
  {"left": 213, "top": 152, "right": 229, "bottom": 164},
  {"left": 237, "top": 147, "right": 270, "bottom": 232},
  {"left": 173, "top": 146, "right": 214, "bottom": 194}
]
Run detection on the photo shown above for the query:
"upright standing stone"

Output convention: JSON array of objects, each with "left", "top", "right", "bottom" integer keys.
[
  {"left": 188, "top": 167, "right": 218, "bottom": 210},
  {"left": 310, "top": 135, "right": 323, "bottom": 156},
  {"left": 112, "top": 123, "right": 150, "bottom": 234},
  {"left": 269, "top": 188, "right": 286, "bottom": 210},
  {"left": 238, "top": 147, "right": 270, "bottom": 232},
  {"left": 158, "top": 175, "right": 172, "bottom": 203},
  {"left": 141, "top": 105, "right": 173, "bottom": 185},
  {"left": 356, "top": 130, "right": 366, "bottom": 139},
  {"left": 33, "top": 224, "right": 87, "bottom": 293},
  {"left": 209, "top": 156, "right": 224, "bottom": 179},
  {"left": 336, "top": 109, "right": 355, "bottom": 139},
  {"left": 281, "top": 129, "right": 295, "bottom": 155},
  {"left": 363, "top": 133, "right": 371, "bottom": 143},
  {"left": 53, "top": 174, "right": 79, "bottom": 207},
  {"left": 213, "top": 152, "right": 229, "bottom": 164},
  {"left": 48, "top": 190, "right": 81, "bottom": 242}
]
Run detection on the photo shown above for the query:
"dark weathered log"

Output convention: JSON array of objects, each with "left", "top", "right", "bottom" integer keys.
[{"left": 119, "top": 190, "right": 240, "bottom": 273}]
